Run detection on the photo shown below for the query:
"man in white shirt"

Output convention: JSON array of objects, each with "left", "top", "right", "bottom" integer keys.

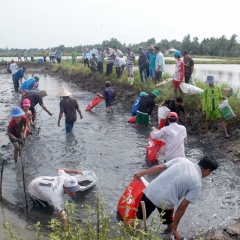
[
  {"left": 113, "top": 46, "right": 123, "bottom": 58},
  {"left": 89, "top": 47, "right": 98, "bottom": 60},
  {"left": 9, "top": 60, "right": 18, "bottom": 83},
  {"left": 112, "top": 54, "right": 126, "bottom": 78},
  {"left": 28, "top": 168, "right": 83, "bottom": 224},
  {"left": 154, "top": 46, "right": 165, "bottom": 83},
  {"left": 150, "top": 112, "right": 187, "bottom": 162},
  {"left": 134, "top": 155, "right": 218, "bottom": 240}
]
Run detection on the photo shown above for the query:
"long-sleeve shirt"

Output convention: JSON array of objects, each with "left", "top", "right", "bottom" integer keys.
[
  {"left": 155, "top": 52, "right": 165, "bottom": 72},
  {"left": 137, "top": 95, "right": 155, "bottom": 115},
  {"left": 138, "top": 53, "right": 149, "bottom": 69},
  {"left": 150, "top": 122, "right": 187, "bottom": 162},
  {"left": 113, "top": 57, "right": 126, "bottom": 67}
]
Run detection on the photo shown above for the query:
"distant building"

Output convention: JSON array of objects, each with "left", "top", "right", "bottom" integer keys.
[{"left": 165, "top": 48, "right": 177, "bottom": 55}]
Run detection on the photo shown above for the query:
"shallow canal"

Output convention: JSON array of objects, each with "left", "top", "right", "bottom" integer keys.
[{"left": 0, "top": 71, "right": 239, "bottom": 238}]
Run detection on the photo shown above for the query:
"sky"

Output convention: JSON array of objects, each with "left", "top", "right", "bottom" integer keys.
[{"left": 0, "top": 0, "right": 239, "bottom": 49}]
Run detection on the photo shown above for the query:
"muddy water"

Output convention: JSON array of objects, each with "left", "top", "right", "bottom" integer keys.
[{"left": 0, "top": 71, "right": 240, "bottom": 238}]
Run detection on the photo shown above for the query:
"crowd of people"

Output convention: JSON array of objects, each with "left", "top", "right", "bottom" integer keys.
[{"left": 5, "top": 44, "right": 230, "bottom": 239}]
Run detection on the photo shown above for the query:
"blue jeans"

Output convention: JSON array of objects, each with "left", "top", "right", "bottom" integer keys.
[
  {"left": 65, "top": 122, "right": 74, "bottom": 133},
  {"left": 139, "top": 68, "right": 148, "bottom": 82}
]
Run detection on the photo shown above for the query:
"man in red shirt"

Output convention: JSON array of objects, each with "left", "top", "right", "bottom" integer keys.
[
  {"left": 173, "top": 50, "right": 184, "bottom": 99},
  {"left": 7, "top": 107, "right": 28, "bottom": 162}
]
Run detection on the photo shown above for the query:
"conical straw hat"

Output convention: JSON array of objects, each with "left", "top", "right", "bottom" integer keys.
[{"left": 56, "top": 88, "right": 72, "bottom": 97}]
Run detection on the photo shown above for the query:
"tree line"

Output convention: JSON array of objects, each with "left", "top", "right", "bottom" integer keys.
[{"left": 1, "top": 34, "right": 239, "bottom": 57}]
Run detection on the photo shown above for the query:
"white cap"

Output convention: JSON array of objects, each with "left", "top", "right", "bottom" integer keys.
[{"left": 63, "top": 176, "right": 81, "bottom": 192}]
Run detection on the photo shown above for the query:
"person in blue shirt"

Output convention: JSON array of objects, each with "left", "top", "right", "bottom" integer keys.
[
  {"left": 56, "top": 51, "right": 62, "bottom": 63},
  {"left": 13, "top": 66, "right": 27, "bottom": 92},
  {"left": 98, "top": 81, "right": 115, "bottom": 113},
  {"left": 131, "top": 92, "right": 148, "bottom": 116},
  {"left": 20, "top": 76, "right": 39, "bottom": 91}
]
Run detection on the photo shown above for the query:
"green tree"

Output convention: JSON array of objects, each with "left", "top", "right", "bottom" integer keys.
[{"left": 181, "top": 34, "right": 191, "bottom": 52}]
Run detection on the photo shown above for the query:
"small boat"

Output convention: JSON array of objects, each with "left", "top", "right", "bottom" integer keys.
[{"left": 75, "top": 170, "right": 98, "bottom": 191}]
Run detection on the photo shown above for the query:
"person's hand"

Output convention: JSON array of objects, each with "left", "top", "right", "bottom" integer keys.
[
  {"left": 48, "top": 112, "right": 53, "bottom": 116},
  {"left": 151, "top": 127, "right": 156, "bottom": 132},
  {"left": 173, "top": 229, "right": 180, "bottom": 240},
  {"left": 16, "top": 138, "right": 24, "bottom": 145},
  {"left": 134, "top": 172, "right": 143, "bottom": 179},
  {"left": 57, "top": 122, "right": 60, "bottom": 127},
  {"left": 80, "top": 114, "right": 83, "bottom": 119},
  {"left": 76, "top": 170, "right": 83, "bottom": 175}
]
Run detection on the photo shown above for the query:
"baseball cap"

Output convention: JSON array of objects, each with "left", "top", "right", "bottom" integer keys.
[
  {"left": 22, "top": 99, "right": 31, "bottom": 107},
  {"left": 168, "top": 112, "right": 178, "bottom": 119},
  {"left": 140, "top": 91, "right": 148, "bottom": 97},
  {"left": 173, "top": 50, "right": 181, "bottom": 57},
  {"left": 64, "top": 176, "right": 81, "bottom": 192}
]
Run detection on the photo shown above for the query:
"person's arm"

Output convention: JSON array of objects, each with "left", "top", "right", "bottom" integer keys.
[
  {"left": 57, "top": 168, "right": 83, "bottom": 175},
  {"left": 77, "top": 107, "right": 83, "bottom": 119},
  {"left": 57, "top": 112, "right": 63, "bottom": 127},
  {"left": 41, "top": 104, "right": 53, "bottom": 116},
  {"left": 22, "top": 121, "right": 28, "bottom": 139},
  {"left": 156, "top": 100, "right": 165, "bottom": 107},
  {"left": 172, "top": 198, "right": 190, "bottom": 240},
  {"left": 134, "top": 163, "right": 167, "bottom": 179}
]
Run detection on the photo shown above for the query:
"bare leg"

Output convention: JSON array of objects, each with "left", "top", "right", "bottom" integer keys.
[
  {"left": 13, "top": 142, "right": 19, "bottom": 163},
  {"left": 220, "top": 118, "right": 230, "bottom": 137},
  {"left": 174, "top": 87, "right": 178, "bottom": 99},
  {"left": 32, "top": 113, "right": 36, "bottom": 123}
]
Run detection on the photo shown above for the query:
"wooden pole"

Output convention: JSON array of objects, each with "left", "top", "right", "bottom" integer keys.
[
  {"left": 0, "top": 158, "right": 4, "bottom": 202},
  {"left": 19, "top": 145, "right": 28, "bottom": 210}
]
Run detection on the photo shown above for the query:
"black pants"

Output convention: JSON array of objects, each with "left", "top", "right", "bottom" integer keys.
[
  {"left": 116, "top": 65, "right": 125, "bottom": 78},
  {"left": 136, "top": 193, "right": 174, "bottom": 225},
  {"left": 97, "top": 62, "right": 103, "bottom": 74},
  {"left": 57, "top": 58, "right": 61, "bottom": 63},
  {"left": 14, "top": 78, "right": 19, "bottom": 92},
  {"left": 106, "top": 63, "right": 113, "bottom": 76},
  {"left": 84, "top": 58, "right": 89, "bottom": 68},
  {"left": 31, "top": 57, "right": 34, "bottom": 62}
]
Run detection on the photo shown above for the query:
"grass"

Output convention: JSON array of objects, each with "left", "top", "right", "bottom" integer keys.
[
  {"left": 51, "top": 59, "right": 240, "bottom": 121},
  {"left": 3, "top": 196, "right": 165, "bottom": 240}
]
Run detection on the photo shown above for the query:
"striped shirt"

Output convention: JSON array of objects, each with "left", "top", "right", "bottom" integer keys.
[
  {"left": 105, "top": 52, "right": 113, "bottom": 64},
  {"left": 126, "top": 52, "right": 135, "bottom": 66}
]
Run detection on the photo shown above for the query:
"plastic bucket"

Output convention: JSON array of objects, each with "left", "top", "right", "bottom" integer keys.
[
  {"left": 218, "top": 100, "right": 235, "bottom": 120},
  {"left": 38, "top": 59, "right": 43, "bottom": 63}
]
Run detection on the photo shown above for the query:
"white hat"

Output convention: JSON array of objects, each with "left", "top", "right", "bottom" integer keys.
[
  {"left": 63, "top": 176, "right": 81, "bottom": 192},
  {"left": 56, "top": 89, "right": 72, "bottom": 97}
]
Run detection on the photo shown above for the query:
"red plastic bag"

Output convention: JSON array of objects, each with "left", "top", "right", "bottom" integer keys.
[
  {"left": 158, "top": 118, "right": 166, "bottom": 129},
  {"left": 146, "top": 136, "right": 165, "bottom": 163},
  {"left": 85, "top": 96, "right": 102, "bottom": 111},
  {"left": 128, "top": 116, "right": 136, "bottom": 123},
  {"left": 117, "top": 177, "right": 148, "bottom": 224}
]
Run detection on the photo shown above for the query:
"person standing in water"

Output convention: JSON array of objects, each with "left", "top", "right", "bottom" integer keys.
[
  {"left": 7, "top": 107, "right": 27, "bottom": 162},
  {"left": 57, "top": 89, "right": 83, "bottom": 133}
]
